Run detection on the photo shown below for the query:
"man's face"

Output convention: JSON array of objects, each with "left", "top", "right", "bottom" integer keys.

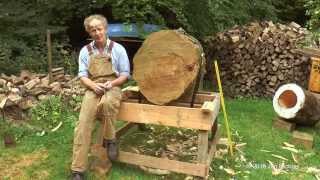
[{"left": 88, "top": 19, "right": 107, "bottom": 45}]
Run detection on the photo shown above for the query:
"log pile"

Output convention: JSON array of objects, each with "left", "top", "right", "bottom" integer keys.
[
  {"left": 0, "top": 69, "right": 84, "bottom": 120},
  {"left": 204, "top": 21, "right": 310, "bottom": 97}
]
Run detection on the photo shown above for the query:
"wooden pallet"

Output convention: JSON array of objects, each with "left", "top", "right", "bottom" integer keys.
[{"left": 100, "top": 90, "right": 221, "bottom": 178}]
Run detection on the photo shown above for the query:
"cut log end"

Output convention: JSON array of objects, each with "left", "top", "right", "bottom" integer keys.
[
  {"left": 273, "top": 83, "right": 320, "bottom": 126},
  {"left": 273, "top": 83, "right": 305, "bottom": 119},
  {"left": 133, "top": 29, "right": 204, "bottom": 105}
]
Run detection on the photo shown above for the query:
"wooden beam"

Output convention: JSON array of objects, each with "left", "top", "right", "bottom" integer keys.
[
  {"left": 207, "top": 125, "right": 220, "bottom": 166},
  {"left": 118, "top": 102, "right": 214, "bottom": 130},
  {"left": 117, "top": 151, "right": 208, "bottom": 177},
  {"left": 175, "top": 92, "right": 217, "bottom": 104},
  {"left": 197, "top": 130, "right": 209, "bottom": 163},
  {"left": 167, "top": 102, "right": 202, "bottom": 108},
  {"left": 123, "top": 91, "right": 218, "bottom": 105},
  {"left": 210, "top": 95, "right": 220, "bottom": 126},
  {"left": 295, "top": 48, "right": 320, "bottom": 58}
]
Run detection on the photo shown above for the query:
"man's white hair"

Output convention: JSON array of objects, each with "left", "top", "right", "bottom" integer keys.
[{"left": 84, "top": 14, "right": 108, "bottom": 32}]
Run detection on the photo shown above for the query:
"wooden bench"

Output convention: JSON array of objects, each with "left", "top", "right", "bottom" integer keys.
[{"left": 92, "top": 89, "right": 221, "bottom": 179}]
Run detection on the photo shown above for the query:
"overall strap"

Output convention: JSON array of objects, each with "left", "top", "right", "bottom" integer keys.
[
  {"left": 107, "top": 40, "right": 114, "bottom": 54},
  {"left": 86, "top": 43, "right": 94, "bottom": 55}
]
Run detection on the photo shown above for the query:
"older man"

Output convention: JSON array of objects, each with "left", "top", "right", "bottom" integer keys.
[{"left": 71, "top": 14, "right": 130, "bottom": 179}]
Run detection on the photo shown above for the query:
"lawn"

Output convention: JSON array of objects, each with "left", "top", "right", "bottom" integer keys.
[{"left": 0, "top": 96, "right": 319, "bottom": 180}]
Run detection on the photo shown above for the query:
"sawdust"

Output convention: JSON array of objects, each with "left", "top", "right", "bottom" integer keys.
[{"left": 0, "top": 148, "right": 49, "bottom": 179}]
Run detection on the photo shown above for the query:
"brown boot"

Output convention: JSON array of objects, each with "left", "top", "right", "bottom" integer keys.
[
  {"left": 71, "top": 171, "right": 84, "bottom": 180},
  {"left": 103, "top": 139, "right": 119, "bottom": 161}
]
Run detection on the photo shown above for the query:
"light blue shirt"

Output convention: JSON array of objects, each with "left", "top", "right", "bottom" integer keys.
[{"left": 78, "top": 39, "right": 130, "bottom": 78}]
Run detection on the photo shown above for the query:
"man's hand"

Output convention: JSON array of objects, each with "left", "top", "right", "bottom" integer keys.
[
  {"left": 103, "top": 81, "right": 113, "bottom": 90},
  {"left": 92, "top": 83, "right": 106, "bottom": 95}
]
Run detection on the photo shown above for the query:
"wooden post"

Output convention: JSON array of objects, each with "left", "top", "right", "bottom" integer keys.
[
  {"left": 197, "top": 131, "right": 209, "bottom": 163},
  {"left": 47, "top": 29, "right": 53, "bottom": 84}
]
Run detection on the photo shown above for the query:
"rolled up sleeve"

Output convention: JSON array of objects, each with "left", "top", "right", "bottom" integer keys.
[
  {"left": 117, "top": 46, "right": 131, "bottom": 78},
  {"left": 78, "top": 48, "right": 89, "bottom": 77}
]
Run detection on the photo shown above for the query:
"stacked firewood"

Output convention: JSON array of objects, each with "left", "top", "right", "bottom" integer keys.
[
  {"left": 0, "top": 68, "right": 84, "bottom": 119},
  {"left": 204, "top": 21, "right": 310, "bottom": 97}
]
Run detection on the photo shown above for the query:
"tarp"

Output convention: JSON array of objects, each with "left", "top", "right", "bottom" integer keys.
[{"left": 107, "top": 23, "right": 161, "bottom": 39}]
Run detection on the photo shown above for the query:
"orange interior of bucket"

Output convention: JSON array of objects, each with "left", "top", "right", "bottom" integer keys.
[{"left": 278, "top": 90, "right": 297, "bottom": 108}]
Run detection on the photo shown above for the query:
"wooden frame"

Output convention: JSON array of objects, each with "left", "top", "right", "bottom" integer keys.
[{"left": 113, "top": 91, "right": 221, "bottom": 179}]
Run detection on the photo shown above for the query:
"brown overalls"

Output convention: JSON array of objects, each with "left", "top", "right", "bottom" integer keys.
[{"left": 71, "top": 41, "right": 122, "bottom": 172}]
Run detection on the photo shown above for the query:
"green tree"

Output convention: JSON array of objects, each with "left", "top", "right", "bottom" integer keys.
[{"left": 0, "top": 0, "right": 309, "bottom": 74}]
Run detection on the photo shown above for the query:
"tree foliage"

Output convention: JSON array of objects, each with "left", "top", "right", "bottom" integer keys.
[
  {"left": 0, "top": 0, "right": 311, "bottom": 74},
  {"left": 273, "top": 0, "right": 306, "bottom": 25},
  {"left": 304, "top": 0, "right": 320, "bottom": 46},
  {"left": 305, "top": 0, "right": 320, "bottom": 30}
]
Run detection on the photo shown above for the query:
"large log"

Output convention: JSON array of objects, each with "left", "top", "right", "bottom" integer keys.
[
  {"left": 273, "top": 83, "right": 320, "bottom": 126},
  {"left": 133, "top": 29, "right": 205, "bottom": 105}
]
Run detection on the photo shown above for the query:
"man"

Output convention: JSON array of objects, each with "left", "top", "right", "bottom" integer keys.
[{"left": 71, "top": 14, "right": 130, "bottom": 179}]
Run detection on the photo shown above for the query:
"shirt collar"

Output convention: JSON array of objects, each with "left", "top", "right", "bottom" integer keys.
[{"left": 91, "top": 38, "right": 110, "bottom": 50}]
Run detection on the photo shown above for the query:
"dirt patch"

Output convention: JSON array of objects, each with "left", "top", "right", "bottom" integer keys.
[{"left": 0, "top": 148, "right": 49, "bottom": 179}]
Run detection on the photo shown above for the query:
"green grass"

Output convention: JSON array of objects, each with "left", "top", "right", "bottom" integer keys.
[
  {"left": 0, "top": 97, "right": 319, "bottom": 179},
  {"left": 212, "top": 98, "right": 320, "bottom": 180}
]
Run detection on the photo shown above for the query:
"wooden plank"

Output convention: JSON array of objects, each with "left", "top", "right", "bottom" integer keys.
[
  {"left": 116, "top": 122, "right": 137, "bottom": 138},
  {"left": 118, "top": 102, "right": 215, "bottom": 130},
  {"left": 207, "top": 125, "right": 220, "bottom": 166},
  {"left": 197, "top": 130, "right": 209, "bottom": 163},
  {"left": 176, "top": 92, "right": 217, "bottom": 104},
  {"left": 117, "top": 151, "right": 208, "bottom": 177},
  {"left": 118, "top": 93, "right": 220, "bottom": 130},
  {"left": 123, "top": 91, "right": 218, "bottom": 105},
  {"left": 201, "top": 101, "right": 215, "bottom": 113},
  {"left": 295, "top": 48, "right": 320, "bottom": 58},
  {"left": 273, "top": 117, "right": 296, "bottom": 132},
  {"left": 292, "top": 131, "right": 314, "bottom": 149},
  {"left": 167, "top": 102, "right": 202, "bottom": 108},
  {"left": 210, "top": 95, "right": 220, "bottom": 125}
]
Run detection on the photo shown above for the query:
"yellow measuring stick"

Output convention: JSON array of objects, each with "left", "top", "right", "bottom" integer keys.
[{"left": 214, "top": 60, "right": 234, "bottom": 156}]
